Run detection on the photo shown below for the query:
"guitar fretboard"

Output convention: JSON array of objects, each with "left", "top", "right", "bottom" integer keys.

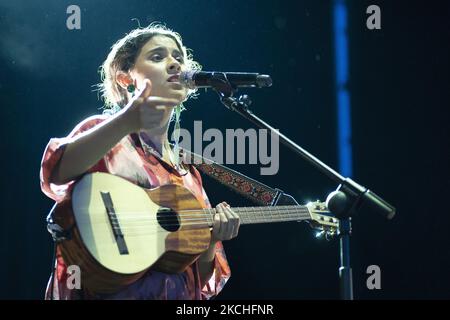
[{"left": 202, "top": 205, "right": 311, "bottom": 226}]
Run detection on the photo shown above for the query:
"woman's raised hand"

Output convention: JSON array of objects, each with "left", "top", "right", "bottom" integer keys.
[{"left": 120, "top": 79, "right": 180, "bottom": 133}]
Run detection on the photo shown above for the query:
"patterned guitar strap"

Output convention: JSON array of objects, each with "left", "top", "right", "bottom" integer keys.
[{"left": 180, "top": 148, "right": 299, "bottom": 207}]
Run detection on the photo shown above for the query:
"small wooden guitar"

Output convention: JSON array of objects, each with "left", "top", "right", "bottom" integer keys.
[{"left": 52, "top": 172, "right": 338, "bottom": 293}]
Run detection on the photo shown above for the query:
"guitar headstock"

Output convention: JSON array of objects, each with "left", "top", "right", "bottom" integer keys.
[{"left": 306, "top": 201, "right": 339, "bottom": 239}]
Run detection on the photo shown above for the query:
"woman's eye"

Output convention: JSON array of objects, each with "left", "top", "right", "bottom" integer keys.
[
  {"left": 150, "top": 54, "right": 163, "bottom": 61},
  {"left": 149, "top": 53, "right": 183, "bottom": 63}
]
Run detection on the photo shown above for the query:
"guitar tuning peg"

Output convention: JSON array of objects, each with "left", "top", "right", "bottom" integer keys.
[
  {"left": 238, "top": 95, "right": 252, "bottom": 105},
  {"left": 315, "top": 228, "right": 337, "bottom": 241},
  {"left": 315, "top": 201, "right": 321, "bottom": 210},
  {"left": 315, "top": 230, "right": 325, "bottom": 239},
  {"left": 325, "top": 230, "right": 337, "bottom": 241}
]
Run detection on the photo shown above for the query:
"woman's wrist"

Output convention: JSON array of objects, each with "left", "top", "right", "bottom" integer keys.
[
  {"left": 116, "top": 107, "right": 139, "bottom": 134},
  {"left": 198, "top": 239, "right": 218, "bottom": 263}
]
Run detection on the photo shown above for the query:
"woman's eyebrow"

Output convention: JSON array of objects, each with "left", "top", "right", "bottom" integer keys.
[
  {"left": 146, "top": 47, "right": 167, "bottom": 54},
  {"left": 146, "top": 47, "right": 182, "bottom": 56}
]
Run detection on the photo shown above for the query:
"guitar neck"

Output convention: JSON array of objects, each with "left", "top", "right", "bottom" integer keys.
[{"left": 203, "top": 205, "right": 312, "bottom": 226}]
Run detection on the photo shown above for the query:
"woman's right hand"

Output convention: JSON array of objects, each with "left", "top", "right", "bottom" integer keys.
[{"left": 119, "top": 79, "right": 180, "bottom": 133}]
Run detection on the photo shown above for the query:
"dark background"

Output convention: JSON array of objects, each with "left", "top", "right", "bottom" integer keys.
[{"left": 0, "top": 0, "right": 449, "bottom": 299}]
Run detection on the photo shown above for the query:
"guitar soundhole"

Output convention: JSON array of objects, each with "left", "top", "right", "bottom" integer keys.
[{"left": 157, "top": 208, "right": 180, "bottom": 232}]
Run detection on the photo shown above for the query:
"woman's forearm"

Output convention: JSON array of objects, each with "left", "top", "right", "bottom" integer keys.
[
  {"left": 50, "top": 110, "right": 134, "bottom": 185},
  {"left": 197, "top": 240, "right": 218, "bottom": 288}
]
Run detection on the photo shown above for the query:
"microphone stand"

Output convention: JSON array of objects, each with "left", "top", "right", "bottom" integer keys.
[{"left": 207, "top": 74, "right": 396, "bottom": 300}]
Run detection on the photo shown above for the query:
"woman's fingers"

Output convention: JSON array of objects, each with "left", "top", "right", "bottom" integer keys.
[
  {"left": 138, "top": 79, "right": 152, "bottom": 99},
  {"left": 214, "top": 203, "right": 227, "bottom": 240},
  {"left": 121, "top": 79, "right": 180, "bottom": 132},
  {"left": 225, "top": 204, "right": 240, "bottom": 238},
  {"left": 221, "top": 203, "right": 233, "bottom": 239},
  {"left": 219, "top": 203, "right": 228, "bottom": 237},
  {"left": 213, "top": 202, "right": 240, "bottom": 241},
  {"left": 135, "top": 79, "right": 178, "bottom": 109},
  {"left": 223, "top": 202, "right": 240, "bottom": 239},
  {"left": 213, "top": 209, "right": 221, "bottom": 235},
  {"left": 214, "top": 203, "right": 225, "bottom": 237}
]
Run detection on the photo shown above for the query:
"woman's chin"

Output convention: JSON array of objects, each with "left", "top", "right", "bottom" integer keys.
[{"left": 153, "top": 86, "right": 187, "bottom": 103}]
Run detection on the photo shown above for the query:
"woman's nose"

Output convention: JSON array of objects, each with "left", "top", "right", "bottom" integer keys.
[{"left": 168, "top": 59, "right": 181, "bottom": 73}]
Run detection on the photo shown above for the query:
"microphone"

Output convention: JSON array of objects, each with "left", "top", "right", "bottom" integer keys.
[{"left": 179, "top": 70, "right": 272, "bottom": 89}]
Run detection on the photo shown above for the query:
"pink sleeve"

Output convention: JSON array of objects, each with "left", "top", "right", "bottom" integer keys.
[
  {"left": 201, "top": 241, "right": 231, "bottom": 300},
  {"left": 39, "top": 115, "right": 109, "bottom": 202}
]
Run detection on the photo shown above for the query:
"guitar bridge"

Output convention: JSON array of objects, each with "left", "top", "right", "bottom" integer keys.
[{"left": 100, "top": 191, "right": 129, "bottom": 255}]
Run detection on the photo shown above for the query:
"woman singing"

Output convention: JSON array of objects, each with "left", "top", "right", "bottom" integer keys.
[{"left": 40, "top": 24, "right": 240, "bottom": 300}]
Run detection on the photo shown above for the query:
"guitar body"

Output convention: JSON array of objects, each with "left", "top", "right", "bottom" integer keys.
[
  {"left": 50, "top": 172, "right": 338, "bottom": 294},
  {"left": 52, "top": 172, "right": 211, "bottom": 294}
]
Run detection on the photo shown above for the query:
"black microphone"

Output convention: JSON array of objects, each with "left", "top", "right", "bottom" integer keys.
[{"left": 179, "top": 70, "right": 272, "bottom": 89}]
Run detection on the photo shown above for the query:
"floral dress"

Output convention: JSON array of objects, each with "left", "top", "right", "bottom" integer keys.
[{"left": 40, "top": 115, "right": 231, "bottom": 300}]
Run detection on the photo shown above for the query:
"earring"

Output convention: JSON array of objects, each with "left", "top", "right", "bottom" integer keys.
[{"left": 127, "top": 83, "right": 136, "bottom": 96}]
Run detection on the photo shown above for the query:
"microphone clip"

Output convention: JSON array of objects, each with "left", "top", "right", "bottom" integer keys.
[{"left": 209, "top": 72, "right": 237, "bottom": 96}]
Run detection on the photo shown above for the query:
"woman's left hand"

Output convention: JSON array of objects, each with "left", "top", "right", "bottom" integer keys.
[{"left": 211, "top": 201, "right": 240, "bottom": 242}]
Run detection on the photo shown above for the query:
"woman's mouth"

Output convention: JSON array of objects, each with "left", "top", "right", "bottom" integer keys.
[{"left": 167, "top": 74, "right": 180, "bottom": 82}]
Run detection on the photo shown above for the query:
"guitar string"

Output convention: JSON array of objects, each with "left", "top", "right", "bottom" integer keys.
[
  {"left": 108, "top": 212, "right": 311, "bottom": 223},
  {"left": 81, "top": 212, "right": 312, "bottom": 227},
  {"left": 76, "top": 206, "right": 313, "bottom": 219},
  {"left": 78, "top": 212, "right": 313, "bottom": 229},
  {"left": 113, "top": 209, "right": 312, "bottom": 219},
  {"left": 72, "top": 206, "right": 323, "bottom": 237},
  {"left": 78, "top": 215, "right": 313, "bottom": 238},
  {"left": 75, "top": 208, "right": 315, "bottom": 231},
  {"left": 76, "top": 205, "right": 313, "bottom": 213},
  {"left": 77, "top": 208, "right": 312, "bottom": 224},
  {"left": 76, "top": 213, "right": 314, "bottom": 237}
]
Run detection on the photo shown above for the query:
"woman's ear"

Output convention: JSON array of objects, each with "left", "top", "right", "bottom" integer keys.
[{"left": 116, "top": 71, "right": 133, "bottom": 90}]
